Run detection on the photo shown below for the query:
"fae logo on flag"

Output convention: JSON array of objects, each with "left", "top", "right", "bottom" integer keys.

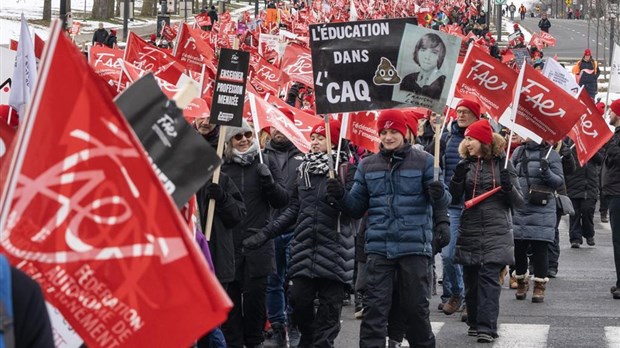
[
  {"left": 521, "top": 78, "right": 566, "bottom": 118},
  {"left": 0, "top": 21, "right": 231, "bottom": 348}
]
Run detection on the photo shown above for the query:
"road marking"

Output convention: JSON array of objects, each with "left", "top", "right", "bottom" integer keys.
[
  {"left": 387, "top": 322, "right": 444, "bottom": 347},
  {"left": 494, "top": 323, "right": 549, "bottom": 348},
  {"left": 605, "top": 327, "right": 620, "bottom": 347}
]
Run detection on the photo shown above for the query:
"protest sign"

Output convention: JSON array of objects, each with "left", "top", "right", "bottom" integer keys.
[
  {"left": 210, "top": 48, "right": 249, "bottom": 127},
  {"left": 310, "top": 18, "right": 460, "bottom": 114}
]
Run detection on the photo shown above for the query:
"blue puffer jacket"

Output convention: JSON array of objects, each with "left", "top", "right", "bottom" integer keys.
[
  {"left": 340, "top": 144, "right": 451, "bottom": 259},
  {"left": 511, "top": 142, "right": 564, "bottom": 243},
  {"left": 442, "top": 122, "right": 467, "bottom": 188}
]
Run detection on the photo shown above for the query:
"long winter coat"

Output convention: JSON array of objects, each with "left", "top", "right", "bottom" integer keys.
[
  {"left": 511, "top": 142, "right": 565, "bottom": 242},
  {"left": 222, "top": 153, "right": 289, "bottom": 279},
  {"left": 450, "top": 134, "right": 524, "bottom": 266},
  {"left": 602, "top": 128, "right": 620, "bottom": 197},
  {"left": 196, "top": 173, "right": 246, "bottom": 284},
  {"left": 565, "top": 148, "right": 603, "bottom": 200},
  {"left": 264, "top": 161, "right": 356, "bottom": 286}
]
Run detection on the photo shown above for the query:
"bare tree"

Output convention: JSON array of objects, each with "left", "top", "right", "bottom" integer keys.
[
  {"left": 43, "top": 0, "right": 51, "bottom": 21},
  {"left": 92, "top": 0, "right": 111, "bottom": 18},
  {"left": 141, "top": 0, "right": 158, "bottom": 16}
]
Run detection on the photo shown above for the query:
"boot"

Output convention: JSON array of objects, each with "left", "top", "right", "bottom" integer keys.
[
  {"left": 509, "top": 275, "right": 518, "bottom": 289},
  {"left": 532, "top": 277, "right": 549, "bottom": 303},
  {"left": 601, "top": 210, "right": 609, "bottom": 223},
  {"left": 513, "top": 271, "right": 529, "bottom": 300}
]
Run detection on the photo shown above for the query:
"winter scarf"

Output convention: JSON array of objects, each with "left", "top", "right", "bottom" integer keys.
[
  {"left": 298, "top": 151, "right": 348, "bottom": 187},
  {"left": 231, "top": 141, "right": 260, "bottom": 166}
]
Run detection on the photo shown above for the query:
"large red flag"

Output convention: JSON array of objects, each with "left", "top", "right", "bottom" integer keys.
[
  {"left": 513, "top": 64, "right": 585, "bottom": 144},
  {"left": 267, "top": 95, "right": 321, "bottom": 138},
  {"left": 539, "top": 32, "right": 556, "bottom": 47},
  {"left": 249, "top": 54, "right": 291, "bottom": 96},
  {"left": 0, "top": 21, "right": 231, "bottom": 348},
  {"left": 455, "top": 45, "right": 518, "bottom": 121},
  {"left": 89, "top": 45, "right": 128, "bottom": 93},
  {"left": 568, "top": 89, "right": 614, "bottom": 166},
  {"left": 280, "top": 44, "right": 314, "bottom": 87},
  {"left": 174, "top": 23, "right": 216, "bottom": 73},
  {"left": 124, "top": 32, "right": 186, "bottom": 84},
  {"left": 248, "top": 92, "right": 312, "bottom": 152}
]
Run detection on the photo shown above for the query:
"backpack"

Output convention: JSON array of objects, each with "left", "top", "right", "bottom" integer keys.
[{"left": 0, "top": 255, "right": 14, "bottom": 348}]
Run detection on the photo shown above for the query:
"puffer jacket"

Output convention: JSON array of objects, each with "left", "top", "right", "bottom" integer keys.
[
  {"left": 264, "top": 139, "right": 304, "bottom": 217},
  {"left": 340, "top": 143, "right": 451, "bottom": 259},
  {"left": 263, "top": 161, "right": 356, "bottom": 285},
  {"left": 565, "top": 147, "right": 603, "bottom": 200},
  {"left": 449, "top": 134, "right": 524, "bottom": 266},
  {"left": 511, "top": 142, "right": 564, "bottom": 242},
  {"left": 442, "top": 122, "right": 467, "bottom": 203},
  {"left": 602, "top": 128, "right": 620, "bottom": 197},
  {"left": 222, "top": 153, "right": 289, "bottom": 279}
]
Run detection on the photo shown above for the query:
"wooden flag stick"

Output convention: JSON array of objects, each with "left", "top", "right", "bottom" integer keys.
[{"left": 172, "top": 79, "right": 199, "bottom": 109}]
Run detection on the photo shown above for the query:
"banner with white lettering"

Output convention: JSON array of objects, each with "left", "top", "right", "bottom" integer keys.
[
  {"left": 310, "top": 18, "right": 461, "bottom": 114},
  {"left": 115, "top": 73, "right": 220, "bottom": 208},
  {"left": 210, "top": 48, "right": 249, "bottom": 127}
]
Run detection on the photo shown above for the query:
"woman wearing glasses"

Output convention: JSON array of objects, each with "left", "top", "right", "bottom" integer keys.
[
  {"left": 242, "top": 119, "right": 355, "bottom": 348},
  {"left": 220, "top": 119, "right": 289, "bottom": 348}
]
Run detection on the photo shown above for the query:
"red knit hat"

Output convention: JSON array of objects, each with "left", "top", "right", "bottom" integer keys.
[
  {"left": 310, "top": 118, "right": 341, "bottom": 146},
  {"left": 464, "top": 119, "right": 493, "bottom": 144},
  {"left": 610, "top": 99, "right": 620, "bottom": 116},
  {"left": 584, "top": 48, "right": 592, "bottom": 56},
  {"left": 377, "top": 109, "right": 408, "bottom": 137},
  {"left": 402, "top": 110, "right": 421, "bottom": 137},
  {"left": 456, "top": 99, "right": 481, "bottom": 119}
]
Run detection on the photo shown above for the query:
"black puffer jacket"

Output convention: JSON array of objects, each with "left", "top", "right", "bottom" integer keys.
[
  {"left": 222, "top": 153, "right": 289, "bottom": 279},
  {"left": 264, "top": 139, "right": 304, "bottom": 217},
  {"left": 450, "top": 134, "right": 524, "bottom": 266},
  {"left": 512, "top": 142, "right": 565, "bottom": 242},
  {"left": 264, "top": 161, "right": 356, "bottom": 285},
  {"left": 565, "top": 147, "right": 603, "bottom": 200},
  {"left": 602, "top": 127, "right": 620, "bottom": 197},
  {"left": 196, "top": 173, "right": 246, "bottom": 284}
]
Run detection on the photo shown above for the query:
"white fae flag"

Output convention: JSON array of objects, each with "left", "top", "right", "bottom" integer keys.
[
  {"left": 8, "top": 14, "right": 37, "bottom": 118},
  {"left": 542, "top": 57, "right": 580, "bottom": 96},
  {"left": 609, "top": 43, "right": 620, "bottom": 94}
]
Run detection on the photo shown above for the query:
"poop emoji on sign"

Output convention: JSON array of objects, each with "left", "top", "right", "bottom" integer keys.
[{"left": 373, "top": 57, "right": 401, "bottom": 85}]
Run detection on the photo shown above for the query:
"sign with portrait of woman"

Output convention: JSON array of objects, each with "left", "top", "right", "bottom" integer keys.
[
  {"left": 310, "top": 18, "right": 460, "bottom": 115},
  {"left": 391, "top": 24, "right": 461, "bottom": 113}
]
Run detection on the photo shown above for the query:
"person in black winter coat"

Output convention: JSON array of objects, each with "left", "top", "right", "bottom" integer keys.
[
  {"left": 604, "top": 100, "right": 620, "bottom": 299},
  {"left": 243, "top": 119, "right": 355, "bottom": 348},
  {"left": 449, "top": 120, "right": 524, "bottom": 343},
  {"left": 512, "top": 140, "right": 564, "bottom": 303},
  {"left": 207, "top": 6, "right": 218, "bottom": 30},
  {"left": 565, "top": 141, "right": 604, "bottom": 247},
  {"left": 220, "top": 120, "right": 289, "bottom": 348},
  {"left": 538, "top": 13, "right": 551, "bottom": 33},
  {"left": 262, "top": 127, "right": 305, "bottom": 346},
  {"left": 572, "top": 49, "right": 600, "bottom": 100},
  {"left": 92, "top": 22, "right": 108, "bottom": 46},
  {"left": 194, "top": 118, "right": 247, "bottom": 348}
]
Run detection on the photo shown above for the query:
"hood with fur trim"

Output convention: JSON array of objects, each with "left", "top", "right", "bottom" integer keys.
[{"left": 458, "top": 133, "right": 506, "bottom": 159}]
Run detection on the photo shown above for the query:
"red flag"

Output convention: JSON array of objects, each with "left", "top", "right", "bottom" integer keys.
[
  {"left": 280, "top": 44, "right": 314, "bottom": 87},
  {"left": 0, "top": 21, "right": 231, "bottom": 348},
  {"left": 161, "top": 21, "right": 179, "bottom": 41},
  {"left": 539, "top": 32, "right": 556, "bottom": 47},
  {"left": 346, "top": 111, "right": 380, "bottom": 153},
  {"left": 89, "top": 45, "right": 127, "bottom": 93},
  {"left": 529, "top": 33, "right": 545, "bottom": 50},
  {"left": 513, "top": 64, "right": 585, "bottom": 144},
  {"left": 174, "top": 23, "right": 216, "bottom": 72},
  {"left": 568, "top": 89, "right": 615, "bottom": 166},
  {"left": 249, "top": 54, "right": 291, "bottom": 96},
  {"left": 249, "top": 92, "right": 312, "bottom": 152},
  {"left": 455, "top": 45, "right": 518, "bottom": 121},
  {"left": 124, "top": 32, "right": 186, "bottom": 84},
  {"left": 195, "top": 12, "right": 212, "bottom": 27}
]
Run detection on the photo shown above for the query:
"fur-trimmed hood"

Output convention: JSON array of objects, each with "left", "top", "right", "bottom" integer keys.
[{"left": 458, "top": 133, "right": 506, "bottom": 159}]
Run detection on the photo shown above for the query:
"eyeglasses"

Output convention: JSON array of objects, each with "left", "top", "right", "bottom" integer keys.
[{"left": 233, "top": 131, "right": 253, "bottom": 141}]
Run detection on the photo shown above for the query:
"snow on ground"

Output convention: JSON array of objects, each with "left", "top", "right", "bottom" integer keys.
[{"left": 0, "top": 0, "right": 148, "bottom": 44}]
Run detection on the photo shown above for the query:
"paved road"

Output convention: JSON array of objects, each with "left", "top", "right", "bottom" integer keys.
[
  {"left": 514, "top": 16, "right": 612, "bottom": 62},
  {"left": 334, "top": 214, "right": 620, "bottom": 347}
]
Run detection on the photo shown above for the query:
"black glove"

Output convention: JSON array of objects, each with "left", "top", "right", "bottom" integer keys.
[
  {"left": 428, "top": 181, "right": 445, "bottom": 200},
  {"left": 206, "top": 182, "right": 225, "bottom": 202},
  {"left": 242, "top": 228, "right": 270, "bottom": 250},
  {"left": 256, "top": 163, "right": 275, "bottom": 188},
  {"left": 432, "top": 209, "right": 450, "bottom": 255},
  {"left": 500, "top": 169, "right": 513, "bottom": 192},
  {"left": 539, "top": 158, "right": 549, "bottom": 172},
  {"left": 560, "top": 146, "right": 572, "bottom": 158},
  {"left": 326, "top": 178, "right": 345, "bottom": 200},
  {"left": 453, "top": 160, "right": 469, "bottom": 181}
]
